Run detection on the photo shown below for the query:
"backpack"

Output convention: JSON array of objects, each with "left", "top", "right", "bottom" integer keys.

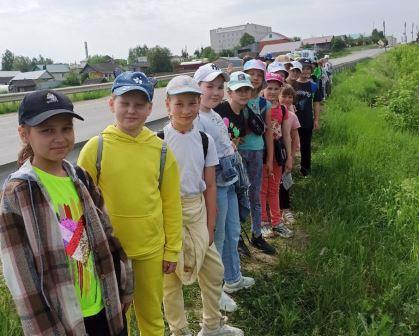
[
  {"left": 156, "top": 130, "right": 209, "bottom": 159},
  {"left": 246, "top": 98, "right": 267, "bottom": 136},
  {"left": 95, "top": 133, "right": 168, "bottom": 189},
  {"left": 263, "top": 105, "right": 288, "bottom": 166}
]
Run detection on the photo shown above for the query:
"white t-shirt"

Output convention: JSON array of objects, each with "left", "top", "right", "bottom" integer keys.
[
  {"left": 194, "top": 110, "right": 234, "bottom": 159},
  {"left": 163, "top": 123, "right": 219, "bottom": 197}
]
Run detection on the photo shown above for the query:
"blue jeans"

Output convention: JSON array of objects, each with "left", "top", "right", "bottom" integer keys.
[
  {"left": 238, "top": 149, "right": 263, "bottom": 236},
  {"left": 214, "top": 184, "right": 242, "bottom": 284}
]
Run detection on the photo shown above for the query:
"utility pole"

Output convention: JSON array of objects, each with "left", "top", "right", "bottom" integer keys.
[
  {"left": 411, "top": 23, "right": 414, "bottom": 42},
  {"left": 383, "top": 20, "right": 386, "bottom": 51},
  {"left": 404, "top": 22, "right": 407, "bottom": 43}
]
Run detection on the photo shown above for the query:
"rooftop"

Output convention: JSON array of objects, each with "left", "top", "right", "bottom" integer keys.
[{"left": 11, "top": 70, "right": 53, "bottom": 80}]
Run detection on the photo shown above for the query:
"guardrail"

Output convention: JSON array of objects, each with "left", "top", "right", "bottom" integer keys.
[
  {"left": 0, "top": 59, "right": 367, "bottom": 104},
  {"left": 0, "top": 70, "right": 199, "bottom": 104}
]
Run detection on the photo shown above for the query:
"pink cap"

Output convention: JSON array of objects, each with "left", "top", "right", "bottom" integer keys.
[{"left": 265, "top": 72, "right": 284, "bottom": 83}]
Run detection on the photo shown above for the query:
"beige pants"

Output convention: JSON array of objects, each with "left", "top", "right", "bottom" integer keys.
[{"left": 163, "top": 195, "right": 224, "bottom": 332}]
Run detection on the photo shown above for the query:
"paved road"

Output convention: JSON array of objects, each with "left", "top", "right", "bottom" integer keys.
[
  {"left": 330, "top": 47, "right": 385, "bottom": 66},
  {"left": 0, "top": 47, "right": 386, "bottom": 179}
]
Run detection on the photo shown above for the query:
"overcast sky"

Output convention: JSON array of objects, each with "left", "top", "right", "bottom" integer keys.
[{"left": 0, "top": 0, "right": 418, "bottom": 63}]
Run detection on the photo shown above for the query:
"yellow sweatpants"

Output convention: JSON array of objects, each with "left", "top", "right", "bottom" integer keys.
[
  {"left": 130, "top": 249, "right": 165, "bottom": 336},
  {"left": 163, "top": 244, "right": 224, "bottom": 332}
]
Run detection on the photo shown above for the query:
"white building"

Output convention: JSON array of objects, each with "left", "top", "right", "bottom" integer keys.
[{"left": 210, "top": 23, "right": 272, "bottom": 53}]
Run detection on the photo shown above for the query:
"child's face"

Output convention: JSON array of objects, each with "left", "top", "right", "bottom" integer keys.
[
  {"left": 301, "top": 66, "right": 312, "bottom": 80},
  {"left": 289, "top": 69, "right": 300, "bottom": 80},
  {"left": 199, "top": 76, "right": 225, "bottom": 110},
  {"left": 109, "top": 91, "right": 152, "bottom": 136},
  {"left": 166, "top": 93, "right": 200, "bottom": 130},
  {"left": 228, "top": 87, "right": 252, "bottom": 107},
  {"left": 19, "top": 115, "right": 75, "bottom": 163},
  {"left": 245, "top": 69, "right": 264, "bottom": 91},
  {"left": 264, "top": 81, "right": 282, "bottom": 102},
  {"left": 279, "top": 94, "right": 294, "bottom": 107}
]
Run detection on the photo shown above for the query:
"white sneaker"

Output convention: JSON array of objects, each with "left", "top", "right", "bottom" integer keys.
[
  {"left": 198, "top": 318, "right": 243, "bottom": 336},
  {"left": 219, "top": 291, "right": 238, "bottom": 312},
  {"left": 282, "top": 209, "right": 296, "bottom": 225},
  {"left": 261, "top": 225, "right": 275, "bottom": 238},
  {"left": 223, "top": 276, "right": 255, "bottom": 294},
  {"left": 171, "top": 326, "right": 193, "bottom": 336}
]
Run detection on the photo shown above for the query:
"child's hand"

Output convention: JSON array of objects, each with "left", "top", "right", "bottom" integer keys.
[
  {"left": 285, "top": 157, "right": 293, "bottom": 173},
  {"left": 162, "top": 261, "right": 177, "bottom": 274},
  {"left": 208, "top": 229, "right": 214, "bottom": 246},
  {"left": 265, "top": 161, "right": 273, "bottom": 176}
]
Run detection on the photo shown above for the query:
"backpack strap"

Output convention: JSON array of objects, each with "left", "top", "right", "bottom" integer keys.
[
  {"left": 199, "top": 131, "right": 208, "bottom": 160},
  {"left": 156, "top": 130, "right": 167, "bottom": 190},
  {"left": 96, "top": 134, "right": 104, "bottom": 184},
  {"left": 280, "top": 105, "right": 287, "bottom": 120},
  {"left": 258, "top": 97, "right": 268, "bottom": 119}
]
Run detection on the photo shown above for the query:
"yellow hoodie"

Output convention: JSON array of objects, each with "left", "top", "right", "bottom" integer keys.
[{"left": 78, "top": 125, "right": 182, "bottom": 262}]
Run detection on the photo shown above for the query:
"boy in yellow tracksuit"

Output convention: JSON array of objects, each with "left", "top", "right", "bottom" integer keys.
[{"left": 78, "top": 72, "right": 183, "bottom": 336}]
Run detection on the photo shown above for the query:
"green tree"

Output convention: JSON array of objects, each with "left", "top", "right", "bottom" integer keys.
[
  {"left": 201, "top": 47, "right": 217, "bottom": 61},
  {"left": 240, "top": 33, "right": 255, "bottom": 47},
  {"left": 331, "top": 36, "right": 346, "bottom": 51},
  {"left": 291, "top": 36, "right": 301, "bottom": 41},
  {"left": 87, "top": 54, "right": 113, "bottom": 64},
  {"left": 128, "top": 44, "right": 149, "bottom": 64},
  {"left": 371, "top": 29, "right": 385, "bottom": 44},
  {"left": 1, "top": 49, "right": 14, "bottom": 70},
  {"left": 62, "top": 71, "right": 81, "bottom": 86},
  {"left": 147, "top": 46, "right": 172, "bottom": 73},
  {"left": 12, "top": 55, "right": 32, "bottom": 71},
  {"left": 219, "top": 49, "right": 235, "bottom": 57}
]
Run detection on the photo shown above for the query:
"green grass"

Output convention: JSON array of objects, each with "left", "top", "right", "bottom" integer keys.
[{"left": 0, "top": 45, "right": 418, "bottom": 335}]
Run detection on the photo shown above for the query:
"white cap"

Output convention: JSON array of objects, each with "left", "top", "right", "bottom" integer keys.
[
  {"left": 193, "top": 63, "right": 230, "bottom": 83},
  {"left": 290, "top": 61, "right": 303, "bottom": 72},
  {"left": 267, "top": 61, "right": 288, "bottom": 74},
  {"left": 166, "top": 75, "right": 202, "bottom": 96}
]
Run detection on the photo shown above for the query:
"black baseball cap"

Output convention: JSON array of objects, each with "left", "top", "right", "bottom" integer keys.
[
  {"left": 18, "top": 90, "right": 84, "bottom": 126},
  {"left": 298, "top": 58, "right": 313, "bottom": 68}
]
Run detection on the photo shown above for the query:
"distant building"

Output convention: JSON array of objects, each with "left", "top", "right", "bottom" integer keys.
[
  {"left": 33, "top": 64, "right": 70, "bottom": 81},
  {"left": 9, "top": 70, "right": 57, "bottom": 92},
  {"left": 302, "top": 35, "right": 334, "bottom": 51},
  {"left": 237, "top": 43, "right": 259, "bottom": 58},
  {"left": 175, "top": 60, "right": 207, "bottom": 72},
  {"left": 0, "top": 71, "right": 21, "bottom": 85},
  {"left": 80, "top": 62, "right": 124, "bottom": 81},
  {"left": 386, "top": 36, "right": 397, "bottom": 46},
  {"left": 210, "top": 23, "right": 272, "bottom": 53},
  {"left": 129, "top": 56, "right": 150, "bottom": 74},
  {"left": 213, "top": 57, "right": 243, "bottom": 69},
  {"left": 258, "top": 32, "right": 291, "bottom": 50},
  {"left": 259, "top": 41, "right": 302, "bottom": 57}
]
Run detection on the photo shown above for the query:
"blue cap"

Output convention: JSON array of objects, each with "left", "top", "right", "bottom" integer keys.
[
  {"left": 111, "top": 71, "right": 154, "bottom": 101},
  {"left": 227, "top": 71, "right": 253, "bottom": 91}
]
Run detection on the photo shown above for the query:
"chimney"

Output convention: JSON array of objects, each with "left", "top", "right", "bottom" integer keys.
[{"left": 84, "top": 41, "right": 89, "bottom": 59}]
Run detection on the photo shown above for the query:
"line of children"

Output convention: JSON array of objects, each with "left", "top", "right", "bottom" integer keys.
[
  {"left": 0, "top": 90, "right": 133, "bottom": 335},
  {"left": 1, "top": 53, "right": 324, "bottom": 335}
]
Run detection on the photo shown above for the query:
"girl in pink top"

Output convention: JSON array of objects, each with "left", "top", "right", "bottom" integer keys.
[
  {"left": 278, "top": 84, "right": 300, "bottom": 226},
  {"left": 260, "top": 73, "right": 294, "bottom": 239}
]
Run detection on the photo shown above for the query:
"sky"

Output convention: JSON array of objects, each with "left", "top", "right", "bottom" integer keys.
[{"left": 0, "top": 0, "right": 418, "bottom": 63}]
